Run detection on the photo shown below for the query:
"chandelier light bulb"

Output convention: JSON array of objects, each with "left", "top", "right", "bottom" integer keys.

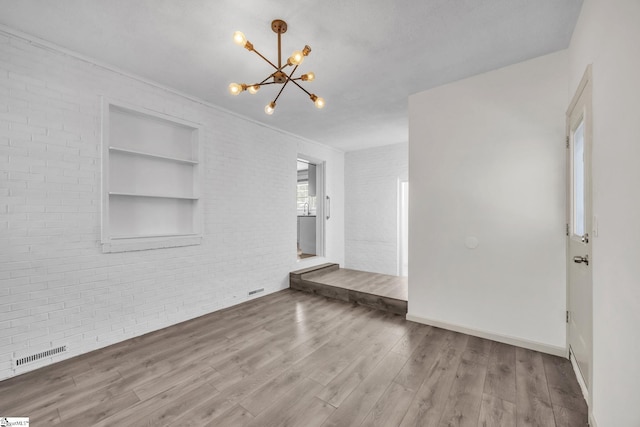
[
  {"left": 248, "top": 85, "right": 260, "bottom": 95},
  {"left": 265, "top": 102, "right": 276, "bottom": 115},
  {"left": 228, "top": 83, "right": 243, "bottom": 96},
  {"left": 289, "top": 50, "right": 304, "bottom": 65},
  {"left": 233, "top": 31, "right": 247, "bottom": 47},
  {"left": 301, "top": 72, "right": 315, "bottom": 82},
  {"left": 314, "top": 97, "right": 325, "bottom": 109}
]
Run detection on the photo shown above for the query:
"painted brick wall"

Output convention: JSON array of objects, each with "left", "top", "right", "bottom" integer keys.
[
  {"left": 0, "top": 30, "right": 344, "bottom": 380},
  {"left": 344, "top": 143, "right": 407, "bottom": 275}
]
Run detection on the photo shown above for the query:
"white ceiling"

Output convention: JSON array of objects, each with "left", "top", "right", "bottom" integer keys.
[{"left": 0, "top": 0, "right": 583, "bottom": 152}]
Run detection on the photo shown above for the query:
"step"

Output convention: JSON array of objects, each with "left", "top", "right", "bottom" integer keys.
[{"left": 289, "top": 266, "right": 407, "bottom": 315}]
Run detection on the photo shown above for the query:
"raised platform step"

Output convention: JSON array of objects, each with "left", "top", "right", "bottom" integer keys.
[{"left": 289, "top": 264, "right": 407, "bottom": 315}]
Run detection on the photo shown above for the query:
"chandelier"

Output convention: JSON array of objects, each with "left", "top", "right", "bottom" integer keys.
[{"left": 228, "top": 19, "right": 325, "bottom": 115}]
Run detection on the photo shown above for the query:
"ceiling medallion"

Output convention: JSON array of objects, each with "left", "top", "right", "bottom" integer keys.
[{"left": 228, "top": 19, "right": 325, "bottom": 115}]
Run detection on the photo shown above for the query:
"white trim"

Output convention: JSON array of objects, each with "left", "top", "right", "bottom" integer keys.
[
  {"left": 396, "top": 179, "right": 409, "bottom": 277},
  {"left": 0, "top": 24, "right": 343, "bottom": 155},
  {"left": 406, "top": 313, "right": 566, "bottom": 357},
  {"left": 569, "top": 346, "right": 598, "bottom": 427},
  {"left": 102, "top": 236, "right": 202, "bottom": 253},
  {"left": 569, "top": 348, "right": 589, "bottom": 401}
]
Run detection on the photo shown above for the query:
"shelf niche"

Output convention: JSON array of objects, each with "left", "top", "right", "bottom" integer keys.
[{"left": 102, "top": 100, "right": 202, "bottom": 252}]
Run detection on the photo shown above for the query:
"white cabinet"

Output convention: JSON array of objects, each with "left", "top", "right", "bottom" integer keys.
[
  {"left": 298, "top": 216, "right": 316, "bottom": 255},
  {"left": 101, "top": 100, "right": 202, "bottom": 252}
]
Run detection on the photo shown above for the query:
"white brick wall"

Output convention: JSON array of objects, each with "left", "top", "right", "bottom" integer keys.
[
  {"left": 0, "top": 29, "right": 344, "bottom": 380},
  {"left": 344, "top": 143, "right": 407, "bottom": 275}
]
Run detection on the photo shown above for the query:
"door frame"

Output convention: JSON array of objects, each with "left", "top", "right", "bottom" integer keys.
[
  {"left": 565, "top": 64, "right": 593, "bottom": 404},
  {"left": 397, "top": 180, "right": 409, "bottom": 277},
  {"left": 297, "top": 154, "right": 326, "bottom": 259}
]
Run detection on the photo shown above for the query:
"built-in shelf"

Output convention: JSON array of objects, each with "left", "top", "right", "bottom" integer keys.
[
  {"left": 109, "top": 146, "right": 198, "bottom": 164},
  {"left": 101, "top": 98, "right": 202, "bottom": 253},
  {"left": 109, "top": 192, "right": 198, "bottom": 200}
]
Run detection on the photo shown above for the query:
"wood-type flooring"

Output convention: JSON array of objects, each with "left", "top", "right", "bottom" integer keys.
[
  {"left": 0, "top": 289, "right": 587, "bottom": 426},
  {"left": 291, "top": 264, "right": 408, "bottom": 315}
]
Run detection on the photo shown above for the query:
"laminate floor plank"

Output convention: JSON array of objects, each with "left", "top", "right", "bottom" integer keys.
[
  {"left": 541, "top": 353, "right": 588, "bottom": 415},
  {"left": 7, "top": 400, "right": 61, "bottom": 426},
  {"left": 465, "top": 336, "right": 493, "bottom": 358},
  {"left": 477, "top": 393, "right": 516, "bottom": 427},
  {"left": 59, "top": 390, "right": 140, "bottom": 427},
  {"left": 361, "top": 380, "right": 416, "bottom": 427},
  {"left": 6, "top": 362, "right": 130, "bottom": 419},
  {"left": 179, "top": 389, "right": 237, "bottom": 426},
  {"left": 515, "top": 348, "right": 556, "bottom": 427},
  {"left": 244, "top": 377, "right": 327, "bottom": 427},
  {"left": 0, "top": 289, "right": 588, "bottom": 427},
  {"left": 398, "top": 331, "right": 469, "bottom": 427},
  {"left": 391, "top": 322, "right": 433, "bottom": 357},
  {"left": 294, "top": 310, "right": 382, "bottom": 385},
  {"left": 320, "top": 351, "right": 408, "bottom": 427},
  {"left": 305, "top": 321, "right": 396, "bottom": 386},
  {"left": 552, "top": 404, "right": 589, "bottom": 427},
  {"left": 223, "top": 303, "right": 358, "bottom": 377},
  {"left": 239, "top": 365, "right": 307, "bottom": 416},
  {"left": 211, "top": 326, "right": 348, "bottom": 400},
  {"left": 437, "top": 349, "right": 489, "bottom": 427},
  {"left": 124, "top": 382, "right": 218, "bottom": 427},
  {"left": 395, "top": 328, "right": 461, "bottom": 392},
  {"left": 316, "top": 328, "right": 400, "bottom": 407},
  {"left": 92, "top": 376, "right": 217, "bottom": 427},
  {"left": 204, "top": 404, "right": 254, "bottom": 427},
  {"left": 483, "top": 341, "right": 517, "bottom": 403},
  {"left": 0, "top": 368, "right": 77, "bottom": 409},
  {"left": 132, "top": 364, "right": 220, "bottom": 401}
]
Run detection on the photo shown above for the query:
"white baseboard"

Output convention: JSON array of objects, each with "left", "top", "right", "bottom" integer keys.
[
  {"left": 569, "top": 348, "right": 589, "bottom": 401},
  {"left": 406, "top": 313, "right": 566, "bottom": 357},
  {"left": 569, "top": 348, "right": 597, "bottom": 426}
]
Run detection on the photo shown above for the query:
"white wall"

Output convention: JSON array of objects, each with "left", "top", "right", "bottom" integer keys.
[
  {"left": 568, "top": 1, "right": 640, "bottom": 425},
  {"left": 345, "top": 143, "right": 407, "bottom": 275},
  {"left": 0, "top": 29, "right": 344, "bottom": 380},
  {"left": 408, "top": 51, "right": 568, "bottom": 353}
]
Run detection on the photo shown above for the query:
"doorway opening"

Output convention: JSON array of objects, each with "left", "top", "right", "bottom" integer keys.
[{"left": 297, "top": 157, "right": 324, "bottom": 260}]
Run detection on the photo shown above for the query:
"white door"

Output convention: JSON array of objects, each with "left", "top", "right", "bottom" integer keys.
[{"left": 567, "top": 66, "right": 593, "bottom": 394}]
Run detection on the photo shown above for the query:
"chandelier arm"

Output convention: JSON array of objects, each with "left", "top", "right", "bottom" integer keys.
[
  {"left": 251, "top": 48, "right": 279, "bottom": 71},
  {"left": 257, "top": 75, "right": 274, "bottom": 85},
  {"left": 272, "top": 77, "right": 291, "bottom": 104},
  {"left": 288, "top": 78, "right": 313, "bottom": 97},
  {"left": 272, "top": 65, "right": 299, "bottom": 104}
]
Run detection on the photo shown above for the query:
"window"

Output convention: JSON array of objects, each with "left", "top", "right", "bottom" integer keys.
[
  {"left": 101, "top": 99, "right": 202, "bottom": 252},
  {"left": 572, "top": 119, "right": 585, "bottom": 237},
  {"left": 297, "top": 182, "right": 316, "bottom": 215}
]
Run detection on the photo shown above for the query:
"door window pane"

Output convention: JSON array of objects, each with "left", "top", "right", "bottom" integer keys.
[{"left": 573, "top": 120, "right": 585, "bottom": 237}]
